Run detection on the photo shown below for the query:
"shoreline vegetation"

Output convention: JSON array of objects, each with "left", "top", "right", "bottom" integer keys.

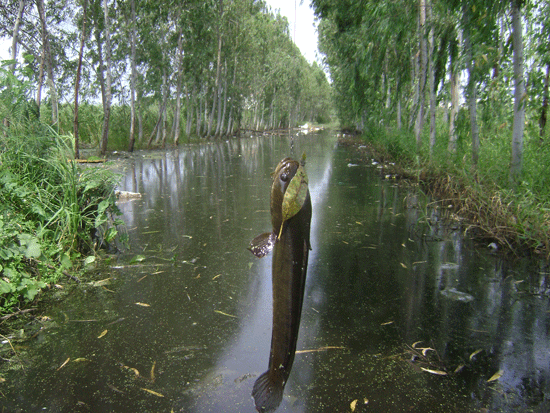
[
  {"left": 0, "top": 131, "right": 125, "bottom": 322},
  {"left": 338, "top": 131, "right": 550, "bottom": 260}
]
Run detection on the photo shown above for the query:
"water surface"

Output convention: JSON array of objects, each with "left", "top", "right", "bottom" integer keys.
[{"left": 2, "top": 131, "right": 549, "bottom": 412}]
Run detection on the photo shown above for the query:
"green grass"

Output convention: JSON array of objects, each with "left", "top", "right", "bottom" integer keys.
[
  {"left": 0, "top": 130, "right": 125, "bottom": 315},
  {"left": 355, "top": 117, "right": 550, "bottom": 257}
]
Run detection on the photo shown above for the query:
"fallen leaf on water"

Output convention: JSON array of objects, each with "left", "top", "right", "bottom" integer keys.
[
  {"left": 422, "top": 347, "right": 435, "bottom": 356},
  {"left": 150, "top": 361, "right": 156, "bottom": 382},
  {"left": 141, "top": 388, "right": 164, "bottom": 397},
  {"left": 487, "top": 369, "right": 504, "bottom": 382},
  {"left": 350, "top": 399, "right": 358, "bottom": 412},
  {"left": 97, "top": 330, "right": 108, "bottom": 339},
  {"left": 420, "top": 367, "right": 447, "bottom": 375},
  {"left": 135, "top": 302, "right": 150, "bottom": 307},
  {"left": 122, "top": 365, "right": 140, "bottom": 377},
  {"left": 57, "top": 357, "right": 70, "bottom": 371},
  {"left": 212, "top": 274, "right": 222, "bottom": 280},
  {"left": 454, "top": 364, "right": 465, "bottom": 373},
  {"left": 412, "top": 341, "right": 423, "bottom": 348},
  {"left": 214, "top": 310, "right": 237, "bottom": 318},
  {"left": 469, "top": 349, "right": 482, "bottom": 361},
  {"left": 400, "top": 263, "right": 407, "bottom": 268},
  {"left": 73, "top": 358, "right": 90, "bottom": 362},
  {"left": 295, "top": 346, "right": 346, "bottom": 354},
  {"left": 380, "top": 321, "right": 393, "bottom": 326}
]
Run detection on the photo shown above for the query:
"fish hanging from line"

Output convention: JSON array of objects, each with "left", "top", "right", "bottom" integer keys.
[{"left": 248, "top": 156, "right": 312, "bottom": 412}]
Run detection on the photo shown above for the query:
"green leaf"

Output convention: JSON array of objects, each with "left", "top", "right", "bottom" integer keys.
[
  {"left": 130, "top": 255, "right": 146, "bottom": 264},
  {"left": 278, "top": 164, "right": 309, "bottom": 238},
  {"left": 84, "top": 256, "right": 96, "bottom": 266}
]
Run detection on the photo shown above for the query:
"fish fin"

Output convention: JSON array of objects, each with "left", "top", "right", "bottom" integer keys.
[
  {"left": 248, "top": 232, "right": 277, "bottom": 258},
  {"left": 252, "top": 370, "right": 284, "bottom": 413}
]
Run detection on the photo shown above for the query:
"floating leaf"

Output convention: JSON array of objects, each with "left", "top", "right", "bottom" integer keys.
[
  {"left": 420, "top": 367, "right": 447, "bottom": 375},
  {"left": 454, "top": 364, "right": 465, "bottom": 373},
  {"left": 487, "top": 369, "right": 504, "bottom": 382},
  {"left": 141, "top": 388, "right": 164, "bottom": 397},
  {"left": 135, "top": 302, "right": 150, "bottom": 307},
  {"left": 469, "top": 349, "right": 482, "bottom": 361},
  {"left": 422, "top": 347, "right": 435, "bottom": 356},
  {"left": 150, "top": 361, "right": 156, "bottom": 382},
  {"left": 97, "top": 330, "right": 108, "bottom": 339},
  {"left": 57, "top": 357, "right": 70, "bottom": 371},
  {"left": 130, "top": 255, "right": 146, "bottom": 264},
  {"left": 214, "top": 310, "right": 237, "bottom": 318},
  {"left": 350, "top": 399, "right": 358, "bottom": 412}
]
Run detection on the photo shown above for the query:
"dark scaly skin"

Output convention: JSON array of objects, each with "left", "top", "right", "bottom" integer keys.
[{"left": 252, "top": 158, "right": 312, "bottom": 412}]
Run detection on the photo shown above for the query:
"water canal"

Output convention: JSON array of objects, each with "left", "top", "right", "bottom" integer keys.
[{"left": 2, "top": 131, "right": 550, "bottom": 412}]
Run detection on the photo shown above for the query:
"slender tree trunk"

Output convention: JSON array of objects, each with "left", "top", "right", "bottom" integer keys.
[
  {"left": 414, "top": 0, "right": 427, "bottom": 151},
  {"left": 510, "top": 0, "right": 525, "bottom": 183},
  {"left": 36, "top": 0, "right": 57, "bottom": 126},
  {"left": 128, "top": 0, "right": 137, "bottom": 152},
  {"left": 174, "top": 29, "right": 184, "bottom": 145},
  {"left": 427, "top": 0, "right": 436, "bottom": 155},
  {"left": 208, "top": 0, "right": 223, "bottom": 137},
  {"left": 463, "top": 5, "right": 479, "bottom": 168},
  {"left": 100, "top": 0, "right": 112, "bottom": 156},
  {"left": 74, "top": 0, "right": 88, "bottom": 160},
  {"left": 10, "top": 0, "right": 26, "bottom": 74},
  {"left": 540, "top": 63, "right": 549, "bottom": 143},
  {"left": 448, "top": 29, "right": 460, "bottom": 153}
]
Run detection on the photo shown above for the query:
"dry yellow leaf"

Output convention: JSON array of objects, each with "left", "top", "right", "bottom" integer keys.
[
  {"left": 420, "top": 367, "right": 447, "bottom": 375},
  {"left": 57, "top": 357, "right": 70, "bottom": 371},
  {"left": 487, "top": 369, "right": 504, "bottom": 382},
  {"left": 97, "top": 330, "right": 108, "bottom": 339},
  {"left": 141, "top": 388, "right": 164, "bottom": 397},
  {"left": 135, "top": 302, "right": 150, "bottom": 307},
  {"left": 469, "top": 349, "right": 482, "bottom": 360},
  {"left": 350, "top": 399, "right": 358, "bottom": 412}
]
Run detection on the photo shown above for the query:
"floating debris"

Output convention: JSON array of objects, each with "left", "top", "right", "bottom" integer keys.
[{"left": 440, "top": 288, "right": 474, "bottom": 303}]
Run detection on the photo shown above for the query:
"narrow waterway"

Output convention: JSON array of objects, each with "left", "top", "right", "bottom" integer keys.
[{"left": 2, "top": 131, "right": 549, "bottom": 412}]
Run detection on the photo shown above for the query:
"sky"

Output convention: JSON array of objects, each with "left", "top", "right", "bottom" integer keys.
[{"left": 263, "top": 0, "right": 320, "bottom": 64}]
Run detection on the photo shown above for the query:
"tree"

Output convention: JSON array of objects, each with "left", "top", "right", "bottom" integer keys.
[{"left": 510, "top": 0, "right": 525, "bottom": 183}]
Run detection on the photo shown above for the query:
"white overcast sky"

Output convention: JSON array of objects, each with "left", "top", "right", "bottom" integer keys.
[{"left": 264, "top": 0, "right": 320, "bottom": 64}]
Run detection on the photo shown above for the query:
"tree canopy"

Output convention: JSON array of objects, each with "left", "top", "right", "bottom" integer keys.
[{"left": 1, "top": 0, "right": 332, "bottom": 152}]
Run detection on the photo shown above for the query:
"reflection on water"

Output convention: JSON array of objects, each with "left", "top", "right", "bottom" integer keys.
[{"left": 1, "top": 132, "right": 550, "bottom": 412}]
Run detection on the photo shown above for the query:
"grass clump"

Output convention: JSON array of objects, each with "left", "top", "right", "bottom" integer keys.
[{"left": 0, "top": 131, "right": 125, "bottom": 316}]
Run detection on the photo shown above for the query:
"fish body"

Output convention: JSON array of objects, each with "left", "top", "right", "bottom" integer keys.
[{"left": 249, "top": 157, "right": 311, "bottom": 412}]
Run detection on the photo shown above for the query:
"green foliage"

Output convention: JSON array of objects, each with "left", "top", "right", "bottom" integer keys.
[{"left": 0, "top": 73, "right": 125, "bottom": 313}]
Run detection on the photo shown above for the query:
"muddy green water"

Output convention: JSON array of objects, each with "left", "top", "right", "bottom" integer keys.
[{"left": 1, "top": 132, "right": 549, "bottom": 412}]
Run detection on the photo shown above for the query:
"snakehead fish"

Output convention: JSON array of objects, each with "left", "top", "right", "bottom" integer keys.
[{"left": 248, "top": 157, "right": 312, "bottom": 412}]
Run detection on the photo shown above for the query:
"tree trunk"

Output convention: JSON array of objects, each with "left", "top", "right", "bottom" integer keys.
[
  {"left": 100, "top": 0, "right": 112, "bottom": 156},
  {"left": 208, "top": 0, "right": 223, "bottom": 137},
  {"left": 128, "top": 0, "right": 137, "bottom": 152},
  {"left": 463, "top": 5, "right": 479, "bottom": 168},
  {"left": 36, "top": 0, "right": 58, "bottom": 126},
  {"left": 448, "top": 30, "right": 460, "bottom": 153},
  {"left": 74, "top": 0, "right": 88, "bottom": 160},
  {"left": 540, "top": 63, "right": 549, "bottom": 144},
  {"left": 173, "top": 29, "right": 184, "bottom": 145},
  {"left": 510, "top": 0, "right": 525, "bottom": 183},
  {"left": 10, "top": 0, "right": 26, "bottom": 74},
  {"left": 427, "top": 0, "right": 436, "bottom": 155},
  {"left": 414, "top": 0, "right": 427, "bottom": 151}
]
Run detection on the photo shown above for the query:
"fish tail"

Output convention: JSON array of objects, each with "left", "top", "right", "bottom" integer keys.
[{"left": 252, "top": 370, "right": 284, "bottom": 413}]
